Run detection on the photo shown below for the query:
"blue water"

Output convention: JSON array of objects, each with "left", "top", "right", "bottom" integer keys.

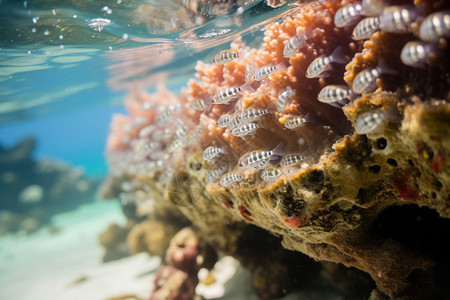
[{"left": 0, "top": 0, "right": 296, "bottom": 176}]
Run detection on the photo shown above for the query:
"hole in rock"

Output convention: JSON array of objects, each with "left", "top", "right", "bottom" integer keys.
[
  {"left": 374, "top": 205, "right": 450, "bottom": 298},
  {"left": 375, "top": 138, "right": 387, "bottom": 150},
  {"left": 368, "top": 165, "right": 381, "bottom": 173},
  {"left": 387, "top": 158, "right": 398, "bottom": 167},
  {"left": 189, "top": 161, "right": 202, "bottom": 171}
]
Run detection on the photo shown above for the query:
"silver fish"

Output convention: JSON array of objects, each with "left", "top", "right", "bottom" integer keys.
[
  {"left": 318, "top": 85, "right": 352, "bottom": 103},
  {"left": 253, "top": 62, "right": 287, "bottom": 81},
  {"left": 238, "top": 143, "right": 284, "bottom": 169},
  {"left": 261, "top": 167, "right": 284, "bottom": 181},
  {"left": 334, "top": 2, "right": 363, "bottom": 28},
  {"left": 213, "top": 49, "right": 239, "bottom": 64},
  {"left": 379, "top": 5, "right": 418, "bottom": 33},
  {"left": 419, "top": 11, "right": 450, "bottom": 42},
  {"left": 361, "top": 0, "right": 385, "bottom": 17},
  {"left": 138, "top": 125, "right": 156, "bottom": 138},
  {"left": 207, "top": 166, "right": 227, "bottom": 183},
  {"left": 238, "top": 106, "right": 273, "bottom": 124},
  {"left": 166, "top": 138, "right": 185, "bottom": 153},
  {"left": 283, "top": 34, "right": 307, "bottom": 57},
  {"left": 355, "top": 109, "right": 386, "bottom": 134},
  {"left": 352, "top": 67, "right": 381, "bottom": 94},
  {"left": 284, "top": 115, "right": 308, "bottom": 130},
  {"left": 134, "top": 140, "right": 159, "bottom": 160},
  {"left": 190, "top": 99, "right": 207, "bottom": 111},
  {"left": 220, "top": 172, "right": 242, "bottom": 187},
  {"left": 306, "top": 47, "right": 346, "bottom": 78},
  {"left": 254, "top": 65, "right": 277, "bottom": 81},
  {"left": 352, "top": 17, "right": 380, "bottom": 40},
  {"left": 216, "top": 113, "right": 232, "bottom": 128},
  {"left": 400, "top": 41, "right": 436, "bottom": 68},
  {"left": 212, "top": 87, "right": 242, "bottom": 104},
  {"left": 203, "top": 146, "right": 227, "bottom": 161},
  {"left": 276, "top": 86, "right": 295, "bottom": 112},
  {"left": 229, "top": 122, "right": 261, "bottom": 137},
  {"left": 156, "top": 104, "right": 182, "bottom": 125},
  {"left": 280, "top": 154, "right": 305, "bottom": 167}
]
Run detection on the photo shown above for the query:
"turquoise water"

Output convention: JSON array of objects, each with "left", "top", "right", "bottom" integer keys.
[
  {"left": 0, "top": 1, "right": 308, "bottom": 299},
  {"left": 0, "top": 0, "right": 296, "bottom": 176}
]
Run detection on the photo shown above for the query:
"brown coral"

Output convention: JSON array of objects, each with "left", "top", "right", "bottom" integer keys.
[{"left": 104, "top": 0, "right": 450, "bottom": 298}]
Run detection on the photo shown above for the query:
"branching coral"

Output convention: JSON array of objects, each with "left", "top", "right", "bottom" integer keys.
[{"left": 103, "top": 0, "right": 450, "bottom": 298}]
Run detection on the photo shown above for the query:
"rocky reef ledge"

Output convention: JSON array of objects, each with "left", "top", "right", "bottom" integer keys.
[{"left": 101, "top": 0, "right": 450, "bottom": 298}]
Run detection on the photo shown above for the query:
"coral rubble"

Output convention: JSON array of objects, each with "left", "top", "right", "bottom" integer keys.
[{"left": 103, "top": 0, "right": 450, "bottom": 298}]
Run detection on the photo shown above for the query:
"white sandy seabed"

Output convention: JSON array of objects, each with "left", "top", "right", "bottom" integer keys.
[
  {"left": 0, "top": 199, "right": 258, "bottom": 300},
  {"left": 0, "top": 198, "right": 340, "bottom": 300}
]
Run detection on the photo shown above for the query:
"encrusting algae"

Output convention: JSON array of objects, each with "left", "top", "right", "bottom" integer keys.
[{"left": 101, "top": 0, "right": 450, "bottom": 298}]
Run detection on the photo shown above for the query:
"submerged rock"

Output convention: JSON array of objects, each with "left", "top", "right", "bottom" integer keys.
[
  {"left": 0, "top": 137, "right": 101, "bottom": 234},
  {"left": 103, "top": 0, "right": 450, "bottom": 298}
]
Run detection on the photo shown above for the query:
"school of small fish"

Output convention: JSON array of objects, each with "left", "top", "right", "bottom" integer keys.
[{"left": 107, "top": 0, "right": 450, "bottom": 191}]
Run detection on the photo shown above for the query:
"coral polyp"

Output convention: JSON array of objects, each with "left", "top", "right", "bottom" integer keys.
[{"left": 103, "top": 0, "right": 450, "bottom": 298}]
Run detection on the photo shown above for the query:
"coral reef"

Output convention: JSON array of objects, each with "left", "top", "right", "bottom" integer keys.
[
  {"left": 103, "top": 0, "right": 450, "bottom": 298},
  {"left": 149, "top": 227, "right": 217, "bottom": 300},
  {"left": 99, "top": 222, "right": 133, "bottom": 262},
  {"left": 0, "top": 136, "right": 101, "bottom": 234}
]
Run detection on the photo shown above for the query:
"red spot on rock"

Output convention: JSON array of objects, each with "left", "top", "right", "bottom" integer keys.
[
  {"left": 281, "top": 215, "right": 305, "bottom": 228},
  {"left": 222, "top": 195, "right": 234, "bottom": 210},
  {"left": 432, "top": 150, "right": 445, "bottom": 174},
  {"left": 392, "top": 172, "right": 419, "bottom": 202},
  {"left": 238, "top": 205, "right": 253, "bottom": 222}
]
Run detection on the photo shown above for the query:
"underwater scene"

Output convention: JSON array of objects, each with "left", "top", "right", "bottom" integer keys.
[{"left": 1, "top": 0, "right": 450, "bottom": 299}]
